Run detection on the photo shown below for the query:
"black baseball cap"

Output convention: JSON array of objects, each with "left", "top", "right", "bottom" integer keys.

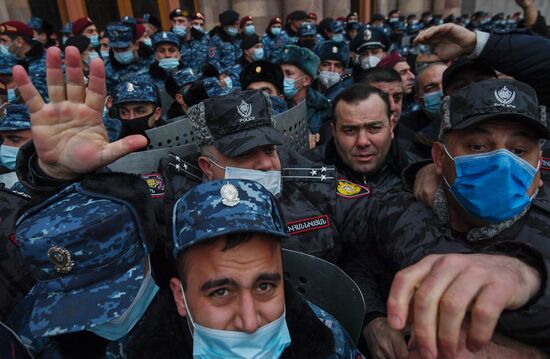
[
  {"left": 442, "top": 57, "right": 496, "bottom": 95},
  {"left": 188, "top": 90, "right": 284, "bottom": 156},
  {"left": 440, "top": 79, "right": 550, "bottom": 139}
]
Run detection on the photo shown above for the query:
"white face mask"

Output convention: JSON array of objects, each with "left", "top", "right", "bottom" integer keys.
[
  {"left": 318, "top": 71, "right": 341, "bottom": 88},
  {"left": 360, "top": 55, "right": 381, "bottom": 70},
  {"left": 208, "top": 158, "right": 282, "bottom": 196}
]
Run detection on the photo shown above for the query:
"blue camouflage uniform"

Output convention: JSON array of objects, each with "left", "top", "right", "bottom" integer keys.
[
  {"left": 0, "top": 55, "right": 18, "bottom": 103},
  {"left": 0, "top": 104, "right": 31, "bottom": 192},
  {"left": 180, "top": 27, "right": 213, "bottom": 74},
  {"left": 104, "top": 22, "right": 154, "bottom": 94},
  {"left": 143, "top": 31, "right": 184, "bottom": 91},
  {"left": 20, "top": 42, "right": 48, "bottom": 101},
  {"left": 261, "top": 17, "right": 288, "bottom": 63},
  {"left": 208, "top": 29, "right": 242, "bottom": 73}
]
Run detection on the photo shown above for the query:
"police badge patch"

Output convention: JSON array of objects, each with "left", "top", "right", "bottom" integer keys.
[
  {"left": 336, "top": 179, "right": 370, "bottom": 198},
  {"left": 141, "top": 173, "right": 165, "bottom": 198}
]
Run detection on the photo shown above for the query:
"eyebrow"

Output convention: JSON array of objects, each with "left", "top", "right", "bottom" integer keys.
[{"left": 200, "top": 272, "right": 282, "bottom": 292}]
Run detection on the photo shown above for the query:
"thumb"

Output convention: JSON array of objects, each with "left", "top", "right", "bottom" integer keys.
[{"left": 100, "top": 135, "right": 148, "bottom": 165}]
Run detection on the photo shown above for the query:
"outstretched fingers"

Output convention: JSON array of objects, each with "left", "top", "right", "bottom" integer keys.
[
  {"left": 100, "top": 135, "right": 149, "bottom": 165},
  {"left": 65, "top": 46, "right": 86, "bottom": 103},
  {"left": 13, "top": 65, "right": 45, "bottom": 114},
  {"left": 85, "top": 57, "right": 107, "bottom": 113}
]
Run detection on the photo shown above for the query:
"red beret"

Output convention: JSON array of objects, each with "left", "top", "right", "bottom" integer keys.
[
  {"left": 72, "top": 17, "right": 93, "bottom": 35},
  {"left": 377, "top": 50, "right": 405, "bottom": 70},
  {"left": 307, "top": 12, "right": 318, "bottom": 20},
  {"left": 0, "top": 21, "right": 33, "bottom": 38},
  {"left": 136, "top": 24, "right": 145, "bottom": 39},
  {"left": 239, "top": 16, "right": 253, "bottom": 29},
  {"left": 336, "top": 16, "right": 347, "bottom": 22},
  {"left": 268, "top": 16, "right": 282, "bottom": 28},
  {"left": 192, "top": 12, "right": 205, "bottom": 21}
]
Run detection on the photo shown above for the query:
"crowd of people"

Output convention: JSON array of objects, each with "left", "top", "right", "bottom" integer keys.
[{"left": 1, "top": 0, "right": 550, "bottom": 358}]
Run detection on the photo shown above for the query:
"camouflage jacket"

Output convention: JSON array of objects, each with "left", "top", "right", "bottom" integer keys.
[
  {"left": 207, "top": 27, "right": 242, "bottom": 73},
  {"left": 180, "top": 30, "right": 213, "bottom": 74},
  {"left": 107, "top": 281, "right": 364, "bottom": 358},
  {"left": 105, "top": 54, "right": 154, "bottom": 95},
  {"left": 261, "top": 31, "right": 289, "bottom": 63}
]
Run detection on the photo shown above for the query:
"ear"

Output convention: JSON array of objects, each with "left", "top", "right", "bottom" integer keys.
[
  {"left": 432, "top": 142, "right": 445, "bottom": 175},
  {"left": 149, "top": 107, "right": 162, "bottom": 127},
  {"left": 303, "top": 75, "right": 312, "bottom": 87},
  {"left": 389, "top": 115, "right": 396, "bottom": 134},
  {"left": 169, "top": 277, "right": 188, "bottom": 317},
  {"left": 197, "top": 155, "right": 215, "bottom": 180},
  {"left": 175, "top": 93, "right": 185, "bottom": 105}
]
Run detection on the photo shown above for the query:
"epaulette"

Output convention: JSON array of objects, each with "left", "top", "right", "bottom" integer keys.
[
  {"left": 167, "top": 152, "right": 203, "bottom": 181},
  {"left": 282, "top": 165, "right": 336, "bottom": 183}
]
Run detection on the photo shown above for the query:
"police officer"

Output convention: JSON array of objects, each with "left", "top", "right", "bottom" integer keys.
[
  {"left": 262, "top": 16, "right": 287, "bottom": 63},
  {"left": 239, "top": 60, "right": 288, "bottom": 114},
  {"left": 27, "top": 17, "right": 56, "bottom": 48},
  {"left": 208, "top": 10, "right": 241, "bottom": 73},
  {"left": 350, "top": 26, "right": 390, "bottom": 71},
  {"left": 169, "top": 8, "right": 191, "bottom": 38},
  {"left": 164, "top": 67, "right": 198, "bottom": 119},
  {"left": 298, "top": 22, "right": 317, "bottom": 50},
  {"left": 0, "top": 104, "right": 32, "bottom": 188},
  {"left": 0, "top": 21, "right": 48, "bottom": 101},
  {"left": 0, "top": 54, "right": 18, "bottom": 104},
  {"left": 280, "top": 45, "right": 330, "bottom": 144},
  {"left": 104, "top": 22, "right": 153, "bottom": 94},
  {"left": 239, "top": 15, "right": 256, "bottom": 37},
  {"left": 72, "top": 17, "right": 100, "bottom": 49},
  {"left": 145, "top": 31, "right": 183, "bottom": 91},
  {"left": 236, "top": 33, "right": 264, "bottom": 74},
  {"left": 112, "top": 79, "right": 163, "bottom": 139},
  {"left": 315, "top": 40, "right": 352, "bottom": 101},
  {"left": 180, "top": 11, "right": 213, "bottom": 75},
  {"left": 64, "top": 35, "right": 99, "bottom": 80},
  {"left": 284, "top": 10, "right": 308, "bottom": 45}
]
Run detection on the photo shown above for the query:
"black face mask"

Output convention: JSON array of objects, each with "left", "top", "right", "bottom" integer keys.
[
  {"left": 118, "top": 113, "right": 155, "bottom": 139},
  {"left": 300, "top": 39, "right": 316, "bottom": 50}
]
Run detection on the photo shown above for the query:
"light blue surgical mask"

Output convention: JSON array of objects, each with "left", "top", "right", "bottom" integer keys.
[
  {"left": 85, "top": 51, "right": 99, "bottom": 65},
  {"left": 114, "top": 50, "right": 136, "bottom": 64},
  {"left": 252, "top": 47, "right": 264, "bottom": 61},
  {"left": 142, "top": 38, "right": 152, "bottom": 47},
  {"left": 271, "top": 27, "right": 281, "bottom": 36},
  {"left": 226, "top": 26, "right": 238, "bottom": 37},
  {"left": 208, "top": 158, "right": 282, "bottom": 196},
  {"left": 244, "top": 24, "right": 256, "bottom": 36},
  {"left": 422, "top": 90, "right": 443, "bottom": 114},
  {"left": 443, "top": 147, "right": 539, "bottom": 223},
  {"left": 172, "top": 25, "right": 188, "bottom": 37},
  {"left": 0, "top": 44, "right": 11, "bottom": 57},
  {"left": 283, "top": 76, "right": 304, "bottom": 99},
  {"left": 88, "top": 261, "right": 159, "bottom": 340},
  {"left": 88, "top": 35, "right": 100, "bottom": 47},
  {"left": 0, "top": 145, "right": 19, "bottom": 170},
  {"left": 62, "top": 36, "right": 68, "bottom": 45},
  {"left": 181, "top": 283, "right": 291, "bottom": 359},
  {"left": 223, "top": 76, "right": 233, "bottom": 90},
  {"left": 332, "top": 33, "right": 344, "bottom": 42},
  {"left": 7, "top": 89, "right": 17, "bottom": 103},
  {"left": 159, "top": 57, "right": 180, "bottom": 71},
  {"left": 192, "top": 24, "right": 205, "bottom": 33},
  {"left": 100, "top": 50, "right": 110, "bottom": 59}
]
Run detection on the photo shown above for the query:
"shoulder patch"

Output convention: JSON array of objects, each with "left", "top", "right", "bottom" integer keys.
[
  {"left": 287, "top": 215, "right": 330, "bottom": 235},
  {"left": 542, "top": 157, "right": 550, "bottom": 171},
  {"left": 208, "top": 47, "right": 217, "bottom": 58},
  {"left": 141, "top": 173, "right": 165, "bottom": 198},
  {"left": 337, "top": 179, "right": 370, "bottom": 198}
]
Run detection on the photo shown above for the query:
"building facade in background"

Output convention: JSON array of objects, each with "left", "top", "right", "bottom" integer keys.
[{"left": 0, "top": 0, "right": 547, "bottom": 36}]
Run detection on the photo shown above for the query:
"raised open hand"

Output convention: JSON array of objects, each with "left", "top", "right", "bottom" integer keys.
[{"left": 13, "top": 46, "right": 147, "bottom": 180}]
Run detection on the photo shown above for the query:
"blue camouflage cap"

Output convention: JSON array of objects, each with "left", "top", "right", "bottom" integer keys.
[
  {"left": 172, "top": 179, "right": 288, "bottom": 257},
  {"left": 299, "top": 22, "right": 317, "bottom": 37},
  {"left": 61, "top": 22, "right": 73, "bottom": 34},
  {"left": 0, "top": 104, "right": 31, "bottom": 132},
  {"left": 106, "top": 22, "right": 135, "bottom": 48},
  {"left": 113, "top": 80, "right": 160, "bottom": 106},
  {"left": 0, "top": 54, "right": 16, "bottom": 75},
  {"left": 330, "top": 20, "right": 344, "bottom": 34},
  {"left": 203, "top": 77, "right": 226, "bottom": 98},
  {"left": 16, "top": 183, "right": 151, "bottom": 337},
  {"left": 152, "top": 31, "right": 181, "bottom": 49},
  {"left": 316, "top": 40, "right": 349, "bottom": 65},
  {"left": 165, "top": 67, "right": 198, "bottom": 98},
  {"left": 27, "top": 17, "right": 43, "bottom": 31}
]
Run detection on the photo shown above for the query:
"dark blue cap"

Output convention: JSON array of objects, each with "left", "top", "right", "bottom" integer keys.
[
  {"left": 172, "top": 179, "right": 288, "bottom": 257},
  {"left": 121, "top": 16, "right": 137, "bottom": 25},
  {"left": 330, "top": 20, "right": 344, "bottom": 34},
  {"left": 27, "top": 17, "right": 43, "bottom": 31},
  {"left": 351, "top": 26, "right": 390, "bottom": 53},
  {"left": 106, "top": 22, "right": 135, "bottom": 48},
  {"left": 316, "top": 40, "right": 349, "bottom": 64},
  {"left": 299, "top": 22, "right": 317, "bottom": 37},
  {"left": 152, "top": 31, "right": 181, "bottom": 49},
  {"left": 61, "top": 22, "right": 73, "bottom": 34},
  {"left": 16, "top": 183, "right": 151, "bottom": 337},
  {"left": 0, "top": 104, "right": 31, "bottom": 132},
  {"left": 113, "top": 80, "right": 159, "bottom": 106}
]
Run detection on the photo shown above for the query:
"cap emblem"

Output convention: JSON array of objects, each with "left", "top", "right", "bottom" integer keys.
[
  {"left": 221, "top": 183, "right": 240, "bottom": 207},
  {"left": 494, "top": 85, "right": 516, "bottom": 108},
  {"left": 237, "top": 100, "right": 255, "bottom": 123},
  {"left": 127, "top": 83, "right": 135, "bottom": 92},
  {"left": 332, "top": 46, "right": 338, "bottom": 53},
  {"left": 363, "top": 29, "right": 372, "bottom": 41},
  {"left": 47, "top": 246, "right": 75, "bottom": 274},
  {"left": 162, "top": 32, "right": 168, "bottom": 38}
]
